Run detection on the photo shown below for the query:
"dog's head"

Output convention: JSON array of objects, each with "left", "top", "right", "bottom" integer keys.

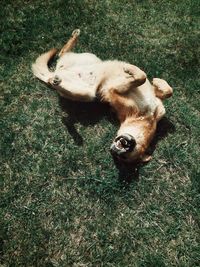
[{"left": 110, "top": 116, "right": 157, "bottom": 163}]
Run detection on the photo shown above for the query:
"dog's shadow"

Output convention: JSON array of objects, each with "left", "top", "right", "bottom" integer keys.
[
  {"left": 59, "top": 97, "right": 117, "bottom": 146},
  {"left": 59, "top": 97, "right": 175, "bottom": 183}
]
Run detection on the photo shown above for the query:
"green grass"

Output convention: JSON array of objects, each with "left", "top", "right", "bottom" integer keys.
[{"left": 1, "top": 0, "right": 200, "bottom": 266}]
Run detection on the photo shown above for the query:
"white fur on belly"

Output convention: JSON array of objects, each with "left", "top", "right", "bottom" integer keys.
[
  {"left": 56, "top": 52, "right": 101, "bottom": 70},
  {"left": 55, "top": 65, "right": 100, "bottom": 88}
]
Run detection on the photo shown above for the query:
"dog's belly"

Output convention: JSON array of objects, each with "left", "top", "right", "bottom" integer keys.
[
  {"left": 55, "top": 64, "right": 103, "bottom": 90},
  {"left": 71, "top": 66, "right": 98, "bottom": 86},
  {"left": 56, "top": 52, "right": 102, "bottom": 70}
]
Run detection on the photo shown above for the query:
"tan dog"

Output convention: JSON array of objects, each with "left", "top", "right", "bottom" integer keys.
[{"left": 32, "top": 29, "right": 173, "bottom": 163}]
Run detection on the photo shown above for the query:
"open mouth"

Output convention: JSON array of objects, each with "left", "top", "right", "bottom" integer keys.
[{"left": 110, "top": 134, "right": 136, "bottom": 156}]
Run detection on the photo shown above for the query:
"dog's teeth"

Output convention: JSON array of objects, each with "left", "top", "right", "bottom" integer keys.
[
  {"left": 116, "top": 140, "right": 122, "bottom": 148},
  {"left": 117, "top": 140, "right": 120, "bottom": 146}
]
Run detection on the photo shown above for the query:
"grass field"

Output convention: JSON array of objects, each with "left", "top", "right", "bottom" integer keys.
[{"left": 1, "top": 0, "right": 200, "bottom": 266}]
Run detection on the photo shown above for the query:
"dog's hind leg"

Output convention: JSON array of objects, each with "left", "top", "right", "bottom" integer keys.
[
  {"left": 49, "top": 77, "right": 96, "bottom": 102},
  {"left": 58, "top": 29, "right": 80, "bottom": 57},
  {"left": 152, "top": 78, "right": 173, "bottom": 100}
]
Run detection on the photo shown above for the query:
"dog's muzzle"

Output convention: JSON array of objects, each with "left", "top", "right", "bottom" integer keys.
[{"left": 110, "top": 134, "right": 136, "bottom": 157}]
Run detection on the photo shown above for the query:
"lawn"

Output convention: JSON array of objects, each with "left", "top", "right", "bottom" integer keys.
[{"left": 1, "top": 0, "right": 200, "bottom": 266}]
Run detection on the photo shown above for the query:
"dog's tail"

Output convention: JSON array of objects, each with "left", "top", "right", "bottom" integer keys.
[{"left": 32, "top": 48, "right": 57, "bottom": 83}]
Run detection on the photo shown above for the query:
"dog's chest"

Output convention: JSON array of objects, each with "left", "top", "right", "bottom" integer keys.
[{"left": 127, "top": 82, "right": 158, "bottom": 115}]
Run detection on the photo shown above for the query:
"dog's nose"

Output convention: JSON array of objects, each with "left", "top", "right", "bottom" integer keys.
[
  {"left": 110, "top": 134, "right": 136, "bottom": 156},
  {"left": 53, "top": 75, "right": 61, "bottom": 85}
]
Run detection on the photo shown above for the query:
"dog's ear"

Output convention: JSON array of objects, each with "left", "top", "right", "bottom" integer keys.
[{"left": 141, "top": 154, "right": 152, "bottom": 163}]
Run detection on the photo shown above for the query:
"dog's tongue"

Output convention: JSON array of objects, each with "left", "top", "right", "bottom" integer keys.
[{"left": 116, "top": 139, "right": 123, "bottom": 149}]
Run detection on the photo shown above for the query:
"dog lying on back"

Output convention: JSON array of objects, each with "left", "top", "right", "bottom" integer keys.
[{"left": 32, "top": 29, "right": 173, "bottom": 163}]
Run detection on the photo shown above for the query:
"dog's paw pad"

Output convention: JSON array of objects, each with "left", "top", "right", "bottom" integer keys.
[{"left": 72, "top": 29, "right": 80, "bottom": 37}]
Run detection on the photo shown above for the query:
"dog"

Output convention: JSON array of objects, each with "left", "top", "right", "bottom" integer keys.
[{"left": 32, "top": 29, "right": 173, "bottom": 163}]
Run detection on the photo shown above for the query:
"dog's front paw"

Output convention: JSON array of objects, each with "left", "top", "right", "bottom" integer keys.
[
  {"left": 72, "top": 29, "right": 80, "bottom": 37},
  {"left": 124, "top": 65, "right": 147, "bottom": 87},
  {"left": 123, "top": 67, "right": 134, "bottom": 77},
  {"left": 123, "top": 65, "right": 138, "bottom": 80}
]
